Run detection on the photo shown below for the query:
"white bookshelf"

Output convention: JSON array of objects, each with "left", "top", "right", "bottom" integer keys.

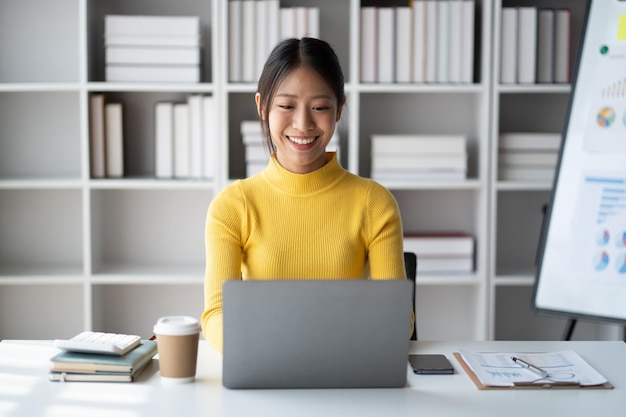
[
  {"left": 0, "top": 0, "right": 621, "bottom": 342},
  {"left": 489, "top": 0, "right": 623, "bottom": 341}
]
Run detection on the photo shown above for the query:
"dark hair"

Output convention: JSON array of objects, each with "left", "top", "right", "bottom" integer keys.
[{"left": 256, "top": 37, "right": 346, "bottom": 153}]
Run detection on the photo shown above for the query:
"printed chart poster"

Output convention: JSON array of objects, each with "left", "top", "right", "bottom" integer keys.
[
  {"left": 572, "top": 173, "right": 626, "bottom": 282},
  {"left": 584, "top": 19, "right": 626, "bottom": 153}
]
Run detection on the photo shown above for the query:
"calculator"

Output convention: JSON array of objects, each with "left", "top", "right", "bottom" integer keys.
[{"left": 54, "top": 331, "right": 142, "bottom": 355}]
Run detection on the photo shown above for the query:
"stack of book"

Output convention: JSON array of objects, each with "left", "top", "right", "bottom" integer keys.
[
  {"left": 154, "top": 95, "right": 215, "bottom": 180},
  {"left": 229, "top": 1, "right": 320, "bottom": 82},
  {"left": 240, "top": 120, "right": 340, "bottom": 177},
  {"left": 105, "top": 15, "right": 202, "bottom": 83},
  {"left": 500, "top": 7, "right": 571, "bottom": 84},
  {"left": 360, "top": 1, "right": 475, "bottom": 84},
  {"left": 498, "top": 132, "right": 561, "bottom": 182},
  {"left": 370, "top": 134, "right": 467, "bottom": 182},
  {"left": 49, "top": 340, "right": 157, "bottom": 382},
  {"left": 89, "top": 94, "right": 124, "bottom": 179},
  {"left": 403, "top": 232, "right": 475, "bottom": 274}
]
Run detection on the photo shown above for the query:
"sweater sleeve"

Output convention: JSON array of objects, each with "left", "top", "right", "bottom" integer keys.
[
  {"left": 366, "top": 182, "right": 406, "bottom": 280},
  {"left": 201, "top": 184, "right": 246, "bottom": 352}
]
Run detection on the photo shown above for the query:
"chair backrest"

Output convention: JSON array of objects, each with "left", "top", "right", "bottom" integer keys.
[{"left": 404, "top": 252, "right": 417, "bottom": 340}]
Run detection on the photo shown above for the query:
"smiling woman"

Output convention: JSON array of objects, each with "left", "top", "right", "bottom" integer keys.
[{"left": 201, "top": 37, "right": 411, "bottom": 352}]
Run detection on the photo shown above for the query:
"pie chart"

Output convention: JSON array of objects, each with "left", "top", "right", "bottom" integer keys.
[
  {"left": 593, "top": 250, "right": 610, "bottom": 271},
  {"left": 617, "top": 231, "right": 626, "bottom": 248},
  {"left": 597, "top": 229, "right": 610, "bottom": 245},
  {"left": 597, "top": 107, "right": 616, "bottom": 128}
]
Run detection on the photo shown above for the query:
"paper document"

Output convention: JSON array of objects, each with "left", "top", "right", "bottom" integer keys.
[{"left": 458, "top": 349, "right": 608, "bottom": 387}]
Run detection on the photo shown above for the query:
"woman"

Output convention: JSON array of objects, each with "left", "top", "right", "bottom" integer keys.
[{"left": 201, "top": 37, "right": 408, "bottom": 351}]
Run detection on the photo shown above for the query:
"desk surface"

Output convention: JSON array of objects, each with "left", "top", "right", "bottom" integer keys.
[{"left": 0, "top": 340, "right": 624, "bottom": 417}]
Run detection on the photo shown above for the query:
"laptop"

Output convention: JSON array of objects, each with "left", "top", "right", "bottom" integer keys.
[{"left": 222, "top": 279, "right": 414, "bottom": 389}]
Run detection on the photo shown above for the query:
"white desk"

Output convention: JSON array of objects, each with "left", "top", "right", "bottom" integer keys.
[{"left": 0, "top": 340, "right": 624, "bottom": 417}]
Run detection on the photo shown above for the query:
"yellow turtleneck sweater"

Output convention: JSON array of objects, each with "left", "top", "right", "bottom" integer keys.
[{"left": 202, "top": 152, "right": 408, "bottom": 351}]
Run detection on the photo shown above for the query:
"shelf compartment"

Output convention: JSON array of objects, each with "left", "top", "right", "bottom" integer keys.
[
  {"left": 87, "top": 0, "right": 215, "bottom": 83},
  {"left": 359, "top": 92, "right": 486, "bottom": 179},
  {"left": 0, "top": 189, "right": 83, "bottom": 277},
  {"left": 499, "top": 93, "right": 570, "bottom": 133},
  {"left": 0, "top": 92, "right": 81, "bottom": 180},
  {"left": 0, "top": 0, "right": 79, "bottom": 83},
  {"left": 91, "top": 283, "right": 203, "bottom": 336},
  {"left": 393, "top": 189, "right": 482, "bottom": 235},
  {"left": 416, "top": 285, "right": 483, "bottom": 341},
  {"left": 88, "top": 91, "right": 218, "bottom": 179},
  {"left": 0, "top": 284, "right": 84, "bottom": 339},
  {"left": 89, "top": 189, "right": 212, "bottom": 275},
  {"left": 495, "top": 190, "right": 550, "bottom": 276}
]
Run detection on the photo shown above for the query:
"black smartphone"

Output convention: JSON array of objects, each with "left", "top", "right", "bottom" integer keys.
[{"left": 408, "top": 354, "right": 454, "bottom": 375}]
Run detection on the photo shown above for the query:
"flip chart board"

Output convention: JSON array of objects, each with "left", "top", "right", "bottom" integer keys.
[{"left": 533, "top": 0, "right": 626, "bottom": 325}]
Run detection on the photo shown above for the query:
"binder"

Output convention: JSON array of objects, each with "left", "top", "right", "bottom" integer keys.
[{"left": 453, "top": 352, "right": 613, "bottom": 390}]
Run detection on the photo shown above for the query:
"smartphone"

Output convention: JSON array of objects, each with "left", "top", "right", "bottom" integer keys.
[{"left": 408, "top": 354, "right": 454, "bottom": 375}]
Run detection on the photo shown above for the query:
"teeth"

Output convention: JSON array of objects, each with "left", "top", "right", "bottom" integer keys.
[{"left": 289, "top": 136, "right": 316, "bottom": 145}]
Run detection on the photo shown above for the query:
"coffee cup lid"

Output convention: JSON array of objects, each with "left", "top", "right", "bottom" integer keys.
[{"left": 154, "top": 316, "right": 201, "bottom": 336}]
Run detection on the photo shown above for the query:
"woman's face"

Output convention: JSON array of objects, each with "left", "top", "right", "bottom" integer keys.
[{"left": 256, "top": 66, "right": 343, "bottom": 174}]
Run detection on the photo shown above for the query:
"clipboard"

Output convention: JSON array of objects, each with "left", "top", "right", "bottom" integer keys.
[{"left": 453, "top": 352, "right": 614, "bottom": 390}]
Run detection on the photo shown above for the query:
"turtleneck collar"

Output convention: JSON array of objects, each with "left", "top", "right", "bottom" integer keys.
[{"left": 262, "top": 152, "right": 347, "bottom": 195}]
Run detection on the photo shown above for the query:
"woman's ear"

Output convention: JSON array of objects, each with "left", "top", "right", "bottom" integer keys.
[
  {"left": 255, "top": 93, "right": 265, "bottom": 120},
  {"left": 336, "top": 97, "right": 346, "bottom": 122}
]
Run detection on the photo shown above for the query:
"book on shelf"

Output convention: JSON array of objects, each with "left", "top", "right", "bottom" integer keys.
[
  {"left": 105, "top": 34, "right": 201, "bottom": 47},
  {"left": 229, "top": 0, "right": 242, "bottom": 82},
  {"left": 436, "top": 0, "right": 449, "bottom": 83},
  {"left": 372, "top": 170, "right": 466, "bottom": 182},
  {"left": 360, "top": 7, "right": 378, "bottom": 83},
  {"left": 499, "top": 132, "right": 562, "bottom": 151},
  {"left": 49, "top": 341, "right": 157, "bottom": 382},
  {"left": 154, "top": 102, "right": 174, "bottom": 179},
  {"left": 554, "top": 8, "right": 571, "bottom": 83},
  {"left": 517, "top": 7, "right": 537, "bottom": 84},
  {"left": 188, "top": 94, "right": 204, "bottom": 179},
  {"left": 105, "top": 15, "right": 200, "bottom": 37},
  {"left": 202, "top": 95, "right": 216, "bottom": 179},
  {"left": 371, "top": 134, "right": 467, "bottom": 155},
  {"left": 105, "top": 46, "right": 200, "bottom": 65},
  {"left": 498, "top": 150, "right": 559, "bottom": 167},
  {"left": 377, "top": 7, "right": 395, "bottom": 83},
  {"left": 372, "top": 154, "right": 467, "bottom": 171},
  {"left": 447, "top": 0, "right": 462, "bottom": 83},
  {"left": 498, "top": 166, "right": 556, "bottom": 182},
  {"left": 104, "top": 103, "right": 124, "bottom": 178},
  {"left": 411, "top": 1, "right": 425, "bottom": 83},
  {"left": 403, "top": 232, "right": 475, "bottom": 257},
  {"left": 424, "top": 0, "right": 438, "bottom": 83},
  {"left": 49, "top": 366, "right": 148, "bottom": 383},
  {"left": 395, "top": 7, "right": 412, "bottom": 84},
  {"left": 241, "top": 0, "right": 256, "bottom": 83},
  {"left": 417, "top": 256, "right": 474, "bottom": 273},
  {"left": 89, "top": 94, "right": 106, "bottom": 179},
  {"left": 174, "top": 103, "right": 191, "bottom": 178},
  {"left": 49, "top": 340, "right": 157, "bottom": 374},
  {"left": 461, "top": 0, "right": 475, "bottom": 84},
  {"left": 500, "top": 7, "right": 517, "bottom": 84},
  {"left": 230, "top": 1, "right": 318, "bottom": 82},
  {"left": 536, "top": 9, "right": 555, "bottom": 83},
  {"left": 106, "top": 65, "right": 200, "bottom": 83},
  {"left": 154, "top": 94, "right": 215, "bottom": 180},
  {"left": 104, "top": 15, "right": 202, "bottom": 83}
]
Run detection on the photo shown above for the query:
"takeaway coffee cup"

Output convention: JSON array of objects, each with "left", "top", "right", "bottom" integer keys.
[{"left": 153, "top": 316, "right": 201, "bottom": 383}]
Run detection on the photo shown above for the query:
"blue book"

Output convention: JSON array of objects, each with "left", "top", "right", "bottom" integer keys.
[{"left": 50, "top": 340, "right": 157, "bottom": 373}]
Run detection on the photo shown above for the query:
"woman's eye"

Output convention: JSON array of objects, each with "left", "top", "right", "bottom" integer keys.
[
  {"left": 313, "top": 106, "right": 330, "bottom": 111},
  {"left": 278, "top": 104, "right": 293, "bottom": 110}
]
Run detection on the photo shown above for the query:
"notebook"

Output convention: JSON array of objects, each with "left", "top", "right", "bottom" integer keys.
[{"left": 222, "top": 279, "right": 414, "bottom": 389}]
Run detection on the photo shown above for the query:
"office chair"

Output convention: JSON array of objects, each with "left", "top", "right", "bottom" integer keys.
[{"left": 404, "top": 251, "right": 417, "bottom": 340}]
